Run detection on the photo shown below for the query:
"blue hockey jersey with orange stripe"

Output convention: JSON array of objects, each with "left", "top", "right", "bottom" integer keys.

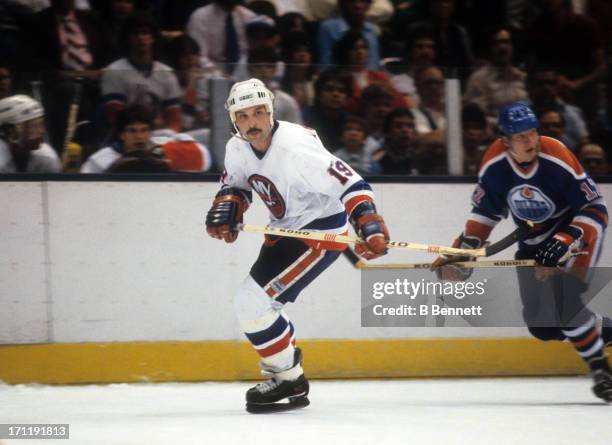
[{"left": 465, "top": 136, "right": 607, "bottom": 266}]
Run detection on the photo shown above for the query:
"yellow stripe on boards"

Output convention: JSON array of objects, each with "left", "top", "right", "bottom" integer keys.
[{"left": 0, "top": 338, "right": 591, "bottom": 384}]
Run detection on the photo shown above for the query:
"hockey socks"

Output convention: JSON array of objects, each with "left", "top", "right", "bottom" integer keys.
[{"left": 562, "top": 315, "right": 606, "bottom": 362}]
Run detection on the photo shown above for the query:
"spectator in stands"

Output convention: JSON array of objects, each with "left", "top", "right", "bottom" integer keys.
[
  {"left": 245, "top": 14, "right": 281, "bottom": 50},
  {"left": 277, "top": 12, "right": 309, "bottom": 37},
  {"left": 307, "top": 0, "right": 394, "bottom": 23},
  {"left": 25, "top": 0, "right": 110, "bottom": 75},
  {"left": 386, "top": 0, "right": 430, "bottom": 55},
  {"left": 0, "top": 95, "right": 61, "bottom": 173},
  {"left": 524, "top": 0, "right": 607, "bottom": 121},
  {"left": 360, "top": 83, "right": 395, "bottom": 145},
  {"left": 101, "top": 14, "right": 182, "bottom": 133},
  {"left": 453, "top": 1, "right": 508, "bottom": 59},
  {"left": 248, "top": 47, "right": 303, "bottom": 124},
  {"left": 333, "top": 30, "right": 407, "bottom": 113},
  {"left": 411, "top": 66, "right": 448, "bottom": 170},
  {"left": 0, "top": 65, "right": 13, "bottom": 99},
  {"left": 586, "top": 0, "right": 612, "bottom": 59},
  {"left": 373, "top": 108, "right": 422, "bottom": 174},
  {"left": 578, "top": 143, "right": 609, "bottom": 176},
  {"left": 390, "top": 29, "right": 436, "bottom": 107},
  {"left": 412, "top": 66, "right": 445, "bottom": 134},
  {"left": 24, "top": 0, "right": 111, "bottom": 152},
  {"left": 527, "top": 65, "right": 589, "bottom": 150},
  {"left": 334, "top": 114, "right": 381, "bottom": 174},
  {"left": 81, "top": 104, "right": 211, "bottom": 173},
  {"left": 537, "top": 108, "right": 573, "bottom": 147},
  {"left": 166, "top": 35, "right": 210, "bottom": 131},
  {"left": 150, "top": 0, "right": 202, "bottom": 34},
  {"left": 406, "top": 0, "right": 474, "bottom": 82},
  {"left": 463, "top": 26, "right": 527, "bottom": 121},
  {"left": 462, "top": 103, "right": 490, "bottom": 175},
  {"left": 96, "top": 0, "right": 138, "bottom": 60},
  {"left": 247, "top": 0, "right": 278, "bottom": 19},
  {"left": 229, "top": 14, "right": 284, "bottom": 82},
  {"left": 187, "top": 0, "right": 256, "bottom": 77},
  {"left": 318, "top": 0, "right": 381, "bottom": 69},
  {"left": 303, "top": 68, "right": 353, "bottom": 151},
  {"left": 591, "top": 72, "right": 612, "bottom": 154},
  {"left": 280, "top": 31, "right": 317, "bottom": 109},
  {"left": 0, "top": 2, "right": 31, "bottom": 75},
  {"left": 504, "top": 0, "right": 540, "bottom": 32}
]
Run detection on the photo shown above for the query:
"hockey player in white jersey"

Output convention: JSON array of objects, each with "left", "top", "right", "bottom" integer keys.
[
  {"left": 0, "top": 95, "right": 61, "bottom": 173},
  {"left": 205, "top": 79, "right": 390, "bottom": 413}
]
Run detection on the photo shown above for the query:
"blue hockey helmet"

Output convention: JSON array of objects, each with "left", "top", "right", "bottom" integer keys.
[{"left": 497, "top": 103, "right": 538, "bottom": 136}]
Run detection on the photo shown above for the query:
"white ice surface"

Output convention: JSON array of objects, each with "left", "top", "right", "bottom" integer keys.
[{"left": 1, "top": 378, "right": 610, "bottom": 445}]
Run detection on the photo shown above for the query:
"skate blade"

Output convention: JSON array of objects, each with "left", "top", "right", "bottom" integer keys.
[{"left": 246, "top": 396, "right": 310, "bottom": 414}]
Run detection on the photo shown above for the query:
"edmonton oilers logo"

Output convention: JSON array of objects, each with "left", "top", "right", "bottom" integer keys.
[
  {"left": 507, "top": 184, "right": 555, "bottom": 223},
  {"left": 248, "top": 174, "right": 286, "bottom": 219}
]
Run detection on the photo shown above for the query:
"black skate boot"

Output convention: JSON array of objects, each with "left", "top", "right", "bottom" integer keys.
[
  {"left": 589, "top": 356, "right": 612, "bottom": 403},
  {"left": 246, "top": 348, "right": 310, "bottom": 414}
]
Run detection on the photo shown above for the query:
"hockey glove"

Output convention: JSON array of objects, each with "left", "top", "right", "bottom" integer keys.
[
  {"left": 206, "top": 187, "right": 251, "bottom": 243},
  {"left": 350, "top": 200, "right": 390, "bottom": 260},
  {"left": 535, "top": 226, "right": 583, "bottom": 267},
  {"left": 430, "top": 233, "right": 482, "bottom": 281}
]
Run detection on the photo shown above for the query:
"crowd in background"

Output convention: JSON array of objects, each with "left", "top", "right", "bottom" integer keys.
[{"left": 1, "top": 0, "right": 612, "bottom": 176}]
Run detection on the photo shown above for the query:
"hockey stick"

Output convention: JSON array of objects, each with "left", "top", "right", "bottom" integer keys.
[
  {"left": 237, "top": 221, "right": 533, "bottom": 258},
  {"left": 62, "top": 79, "right": 83, "bottom": 172},
  {"left": 63, "top": 79, "right": 82, "bottom": 149},
  {"left": 342, "top": 247, "right": 367, "bottom": 268},
  {"left": 342, "top": 248, "right": 534, "bottom": 269},
  {"left": 356, "top": 259, "right": 535, "bottom": 269}
]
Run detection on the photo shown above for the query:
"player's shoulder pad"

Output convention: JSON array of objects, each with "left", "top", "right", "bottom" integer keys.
[
  {"left": 478, "top": 139, "right": 507, "bottom": 178},
  {"left": 225, "top": 133, "right": 243, "bottom": 150},
  {"left": 538, "top": 136, "right": 586, "bottom": 179},
  {"left": 277, "top": 120, "right": 320, "bottom": 142},
  {"left": 275, "top": 121, "right": 326, "bottom": 155}
]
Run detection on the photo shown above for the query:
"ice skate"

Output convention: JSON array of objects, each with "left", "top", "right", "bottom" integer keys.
[
  {"left": 246, "top": 348, "right": 310, "bottom": 414},
  {"left": 589, "top": 356, "right": 612, "bottom": 403}
]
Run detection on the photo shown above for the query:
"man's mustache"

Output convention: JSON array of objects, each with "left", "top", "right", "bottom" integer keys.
[{"left": 247, "top": 128, "right": 261, "bottom": 135}]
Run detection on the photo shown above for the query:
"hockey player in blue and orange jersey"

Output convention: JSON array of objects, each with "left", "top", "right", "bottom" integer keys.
[
  {"left": 432, "top": 103, "right": 612, "bottom": 402},
  {"left": 205, "top": 79, "right": 389, "bottom": 413}
]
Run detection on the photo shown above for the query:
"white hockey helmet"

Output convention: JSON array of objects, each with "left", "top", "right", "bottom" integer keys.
[
  {"left": 0, "top": 94, "right": 44, "bottom": 126},
  {"left": 225, "top": 78, "right": 275, "bottom": 130}
]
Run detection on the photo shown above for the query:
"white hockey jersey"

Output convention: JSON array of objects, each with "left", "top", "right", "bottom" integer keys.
[
  {"left": 222, "top": 120, "right": 375, "bottom": 233},
  {"left": 0, "top": 139, "right": 61, "bottom": 173}
]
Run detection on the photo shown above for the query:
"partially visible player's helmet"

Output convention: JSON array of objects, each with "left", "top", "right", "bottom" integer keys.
[
  {"left": 497, "top": 103, "right": 538, "bottom": 136},
  {"left": 225, "top": 78, "right": 275, "bottom": 132},
  {"left": 0, "top": 94, "right": 44, "bottom": 126}
]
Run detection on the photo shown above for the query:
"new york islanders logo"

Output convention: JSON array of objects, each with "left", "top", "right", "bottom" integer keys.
[
  {"left": 507, "top": 184, "right": 555, "bottom": 223},
  {"left": 248, "top": 174, "right": 286, "bottom": 219}
]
